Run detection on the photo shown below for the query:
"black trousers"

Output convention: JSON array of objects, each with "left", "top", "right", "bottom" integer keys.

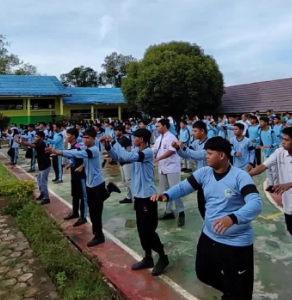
[
  {"left": 197, "top": 186, "right": 205, "bottom": 220},
  {"left": 196, "top": 233, "right": 254, "bottom": 300},
  {"left": 86, "top": 182, "right": 108, "bottom": 236},
  {"left": 285, "top": 213, "right": 292, "bottom": 235},
  {"left": 71, "top": 179, "right": 87, "bottom": 219},
  {"left": 134, "top": 198, "right": 164, "bottom": 255},
  {"left": 254, "top": 149, "right": 262, "bottom": 166},
  {"left": 52, "top": 156, "right": 62, "bottom": 181}
]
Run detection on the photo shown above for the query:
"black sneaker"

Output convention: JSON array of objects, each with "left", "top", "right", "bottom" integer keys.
[
  {"left": 151, "top": 255, "right": 169, "bottom": 276},
  {"left": 184, "top": 169, "right": 192, "bottom": 173},
  {"left": 54, "top": 180, "right": 63, "bottom": 184},
  {"left": 159, "top": 212, "right": 176, "bottom": 221},
  {"left": 177, "top": 212, "right": 185, "bottom": 227},
  {"left": 64, "top": 212, "right": 79, "bottom": 220},
  {"left": 181, "top": 168, "right": 187, "bottom": 172},
  {"left": 36, "top": 194, "right": 44, "bottom": 201},
  {"left": 28, "top": 169, "right": 35, "bottom": 173},
  {"left": 119, "top": 198, "right": 133, "bottom": 204},
  {"left": 131, "top": 257, "right": 154, "bottom": 271},
  {"left": 107, "top": 182, "right": 121, "bottom": 194},
  {"left": 265, "top": 185, "right": 274, "bottom": 192},
  {"left": 87, "top": 235, "right": 105, "bottom": 247},
  {"left": 110, "top": 161, "right": 118, "bottom": 165},
  {"left": 73, "top": 218, "right": 87, "bottom": 227},
  {"left": 40, "top": 199, "right": 50, "bottom": 205},
  {"left": 52, "top": 179, "right": 58, "bottom": 182}
]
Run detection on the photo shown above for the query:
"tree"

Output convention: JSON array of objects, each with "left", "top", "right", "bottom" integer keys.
[
  {"left": 0, "top": 35, "right": 37, "bottom": 75},
  {"left": 101, "top": 52, "right": 137, "bottom": 88},
  {"left": 60, "top": 66, "right": 99, "bottom": 87},
  {"left": 122, "top": 41, "right": 224, "bottom": 117}
]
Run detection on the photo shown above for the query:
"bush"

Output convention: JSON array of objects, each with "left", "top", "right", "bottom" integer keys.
[{"left": 0, "top": 163, "right": 119, "bottom": 300}]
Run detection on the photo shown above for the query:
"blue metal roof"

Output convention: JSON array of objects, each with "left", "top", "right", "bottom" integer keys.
[
  {"left": 63, "top": 87, "right": 125, "bottom": 105},
  {"left": 0, "top": 75, "right": 70, "bottom": 96}
]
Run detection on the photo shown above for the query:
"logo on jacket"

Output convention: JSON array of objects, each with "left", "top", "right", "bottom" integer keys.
[{"left": 225, "top": 189, "right": 233, "bottom": 197}]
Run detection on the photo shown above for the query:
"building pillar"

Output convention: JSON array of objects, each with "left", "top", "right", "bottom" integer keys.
[
  {"left": 60, "top": 97, "right": 64, "bottom": 116},
  {"left": 27, "top": 98, "right": 31, "bottom": 123},
  {"left": 91, "top": 105, "right": 94, "bottom": 120},
  {"left": 118, "top": 105, "right": 122, "bottom": 120}
]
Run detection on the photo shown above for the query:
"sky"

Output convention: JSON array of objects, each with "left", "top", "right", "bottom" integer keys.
[{"left": 1, "top": 0, "right": 292, "bottom": 86}]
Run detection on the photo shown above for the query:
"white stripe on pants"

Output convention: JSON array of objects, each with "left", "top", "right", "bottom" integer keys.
[
  {"left": 183, "top": 158, "right": 191, "bottom": 169},
  {"left": 159, "top": 172, "right": 185, "bottom": 214},
  {"left": 119, "top": 163, "right": 132, "bottom": 199}
]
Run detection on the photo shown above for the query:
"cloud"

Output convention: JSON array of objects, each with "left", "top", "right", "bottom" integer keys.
[
  {"left": 1, "top": 0, "right": 292, "bottom": 85},
  {"left": 99, "top": 15, "right": 114, "bottom": 40}
]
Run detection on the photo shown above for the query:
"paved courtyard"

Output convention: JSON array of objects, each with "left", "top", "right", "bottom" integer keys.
[{"left": 1, "top": 146, "right": 292, "bottom": 300}]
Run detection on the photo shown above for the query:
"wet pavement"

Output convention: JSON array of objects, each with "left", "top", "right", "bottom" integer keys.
[{"left": 1, "top": 147, "right": 292, "bottom": 300}]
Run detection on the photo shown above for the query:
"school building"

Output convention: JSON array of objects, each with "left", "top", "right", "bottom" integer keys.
[{"left": 0, "top": 75, "right": 127, "bottom": 124}]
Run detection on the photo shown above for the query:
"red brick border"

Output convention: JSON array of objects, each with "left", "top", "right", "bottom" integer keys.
[{"left": 0, "top": 156, "right": 189, "bottom": 300}]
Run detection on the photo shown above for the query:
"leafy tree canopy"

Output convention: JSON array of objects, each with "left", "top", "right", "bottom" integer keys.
[
  {"left": 60, "top": 66, "right": 99, "bottom": 87},
  {"left": 122, "top": 41, "right": 224, "bottom": 117},
  {"left": 0, "top": 35, "right": 37, "bottom": 75},
  {"left": 101, "top": 52, "right": 137, "bottom": 88}
]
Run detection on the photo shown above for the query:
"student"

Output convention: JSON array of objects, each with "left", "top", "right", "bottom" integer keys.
[
  {"left": 115, "top": 125, "right": 133, "bottom": 204},
  {"left": 38, "top": 122, "right": 48, "bottom": 138},
  {"left": 237, "top": 114, "right": 251, "bottom": 136},
  {"left": 63, "top": 128, "right": 88, "bottom": 227},
  {"left": 46, "top": 128, "right": 120, "bottom": 247},
  {"left": 151, "top": 137, "right": 262, "bottom": 300},
  {"left": 187, "top": 119, "right": 194, "bottom": 143},
  {"left": 101, "top": 129, "right": 169, "bottom": 276},
  {"left": 22, "top": 124, "right": 36, "bottom": 172},
  {"left": 230, "top": 123, "right": 255, "bottom": 171},
  {"left": 153, "top": 119, "right": 185, "bottom": 227},
  {"left": 207, "top": 121, "right": 218, "bottom": 139},
  {"left": 5, "top": 129, "right": 20, "bottom": 165},
  {"left": 18, "top": 131, "right": 51, "bottom": 205},
  {"left": 272, "top": 116, "right": 283, "bottom": 146},
  {"left": 248, "top": 115, "right": 261, "bottom": 166},
  {"left": 266, "top": 109, "right": 276, "bottom": 128},
  {"left": 172, "top": 120, "right": 208, "bottom": 219},
  {"left": 179, "top": 120, "right": 192, "bottom": 173},
  {"left": 75, "top": 124, "right": 83, "bottom": 144},
  {"left": 257, "top": 117, "right": 278, "bottom": 191},
  {"left": 216, "top": 116, "right": 226, "bottom": 139},
  {"left": 249, "top": 127, "right": 292, "bottom": 236},
  {"left": 222, "top": 115, "right": 236, "bottom": 141},
  {"left": 46, "top": 123, "right": 64, "bottom": 184}
]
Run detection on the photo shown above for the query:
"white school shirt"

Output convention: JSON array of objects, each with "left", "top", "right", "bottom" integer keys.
[
  {"left": 152, "top": 130, "right": 181, "bottom": 174},
  {"left": 263, "top": 148, "right": 292, "bottom": 214}
]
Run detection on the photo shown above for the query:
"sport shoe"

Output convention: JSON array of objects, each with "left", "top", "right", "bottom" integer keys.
[
  {"left": 131, "top": 257, "right": 154, "bottom": 271},
  {"left": 40, "top": 199, "right": 50, "bottom": 205},
  {"left": 64, "top": 212, "right": 79, "bottom": 220},
  {"left": 28, "top": 169, "right": 35, "bottom": 173},
  {"left": 73, "top": 218, "right": 87, "bottom": 227},
  {"left": 36, "top": 193, "right": 44, "bottom": 201},
  {"left": 107, "top": 182, "right": 121, "bottom": 194},
  {"left": 181, "top": 168, "right": 187, "bottom": 172},
  {"left": 184, "top": 168, "right": 192, "bottom": 173},
  {"left": 87, "top": 235, "right": 105, "bottom": 247},
  {"left": 159, "top": 212, "right": 175, "bottom": 221},
  {"left": 119, "top": 198, "right": 133, "bottom": 204},
  {"left": 54, "top": 180, "right": 63, "bottom": 184},
  {"left": 102, "top": 159, "right": 107, "bottom": 168},
  {"left": 151, "top": 255, "right": 169, "bottom": 276},
  {"left": 52, "top": 178, "right": 58, "bottom": 182}
]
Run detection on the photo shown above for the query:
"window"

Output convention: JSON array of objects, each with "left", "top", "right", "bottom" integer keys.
[
  {"left": 30, "top": 99, "right": 55, "bottom": 110},
  {"left": 97, "top": 109, "right": 118, "bottom": 118},
  {"left": 71, "top": 109, "right": 91, "bottom": 118},
  {"left": 0, "top": 100, "right": 23, "bottom": 110}
]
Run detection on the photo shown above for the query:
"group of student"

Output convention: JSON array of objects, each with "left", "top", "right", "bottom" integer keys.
[{"left": 1, "top": 110, "right": 292, "bottom": 300}]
